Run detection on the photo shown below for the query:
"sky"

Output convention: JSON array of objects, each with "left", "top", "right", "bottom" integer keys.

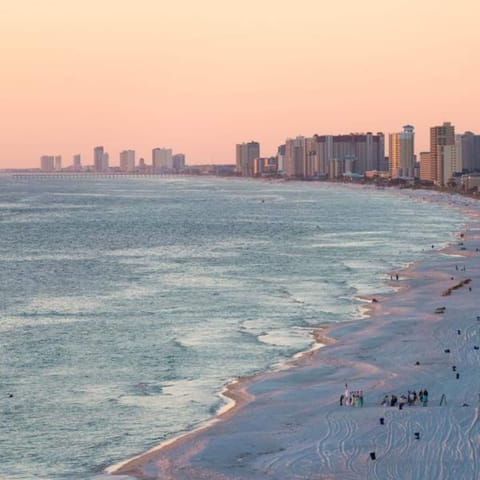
[{"left": 1, "top": 0, "right": 479, "bottom": 169}]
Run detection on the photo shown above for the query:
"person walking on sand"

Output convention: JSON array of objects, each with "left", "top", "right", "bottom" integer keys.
[{"left": 344, "top": 384, "right": 350, "bottom": 406}]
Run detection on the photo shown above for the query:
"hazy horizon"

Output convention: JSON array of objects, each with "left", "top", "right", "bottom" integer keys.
[{"left": 1, "top": 0, "right": 479, "bottom": 168}]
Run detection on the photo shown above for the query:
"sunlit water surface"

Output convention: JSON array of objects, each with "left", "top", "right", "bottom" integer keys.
[{"left": 0, "top": 176, "right": 466, "bottom": 479}]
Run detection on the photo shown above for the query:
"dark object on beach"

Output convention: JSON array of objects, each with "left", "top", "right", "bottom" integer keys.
[
  {"left": 340, "top": 394, "right": 344, "bottom": 406},
  {"left": 372, "top": 298, "right": 378, "bottom": 303},
  {"left": 414, "top": 432, "right": 420, "bottom": 440},
  {"left": 469, "top": 287, "right": 472, "bottom": 291},
  {"left": 444, "top": 349, "right": 451, "bottom": 353},
  {"left": 474, "top": 346, "right": 479, "bottom": 350},
  {"left": 452, "top": 365, "right": 456, "bottom": 371},
  {"left": 477, "top": 316, "right": 480, "bottom": 321},
  {"left": 463, "top": 403, "right": 469, "bottom": 407},
  {"left": 457, "top": 330, "right": 461, "bottom": 335},
  {"left": 9, "top": 393, "right": 13, "bottom": 398},
  {"left": 435, "top": 307, "right": 446, "bottom": 314},
  {"left": 456, "top": 373, "right": 460, "bottom": 379},
  {"left": 396, "top": 274, "right": 399, "bottom": 281},
  {"left": 442, "top": 279, "right": 472, "bottom": 296},
  {"left": 415, "top": 361, "right": 420, "bottom": 365},
  {"left": 451, "top": 277, "right": 454, "bottom": 280},
  {"left": 379, "top": 417, "right": 384, "bottom": 425},
  {"left": 369, "top": 452, "right": 376, "bottom": 461},
  {"left": 399, "top": 403, "right": 403, "bottom": 410}
]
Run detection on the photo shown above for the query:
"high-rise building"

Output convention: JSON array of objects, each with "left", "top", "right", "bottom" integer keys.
[
  {"left": 152, "top": 148, "right": 173, "bottom": 172},
  {"left": 94, "top": 146, "right": 104, "bottom": 172},
  {"left": 119, "top": 150, "right": 135, "bottom": 172},
  {"left": 54, "top": 155, "right": 62, "bottom": 171},
  {"left": 73, "top": 154, "right": 81, "bottom": 171},
  {"left": 459, "top": 132, "right": 480, "bottom": 172},
  {"left": 430, "top": 122, "right": 455, "bottom": 185},
  {"left": 419, "top": 152, "right": 433, "bottom": 182},
  {"left": 172, "top": 153, "right": 186, "bottom": 171},
  {"left": 235, "top": 141, "right": 260, "bottom": 176},
  {"left": 277, "top": 144, "right": 286, "bottom": 172},
  {"left": 389, "top": 125, "right": 415, "bottom": 178},
  {"left": 102, "top": 152, "right": 109, "bottom": 171},
  {"left": 282, "top": 133, "right": 385, "bottom": 179},
  {"left": 442, "top": 144, "right": 460, "bottom": 184},
  {"left": 40, "top": 155, "right": 54, "bottom": 172},
  {"left": 284, "top": 136, "right": 305, "bottom": 177},
  {"left": 314, "top": 135, "right": 333, "bottom": 176}
]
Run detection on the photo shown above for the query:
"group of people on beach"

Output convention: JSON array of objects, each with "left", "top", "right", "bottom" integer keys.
[
  {"left": 381, "top": 389, "right": 428, "bottom": 408},
  {"left": 340, "top": 385, "right": 364, "bottom": 407}
]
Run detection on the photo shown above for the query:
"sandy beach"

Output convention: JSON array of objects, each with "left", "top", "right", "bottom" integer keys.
[{"left": 109, "top": 190, "right": 480, "bottom": 480}]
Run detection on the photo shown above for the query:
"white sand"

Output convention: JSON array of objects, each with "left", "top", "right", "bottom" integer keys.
[{"left": 110, "top": 190, "right": 480, "bottom": 480}]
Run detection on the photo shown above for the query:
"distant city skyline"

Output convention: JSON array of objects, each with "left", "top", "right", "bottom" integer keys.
[
  {"left": 1, "top": 1, "right": 479, "bottom": 168},
  {"left": 11, "top": 122, "right": 480, "bottom": 171}
]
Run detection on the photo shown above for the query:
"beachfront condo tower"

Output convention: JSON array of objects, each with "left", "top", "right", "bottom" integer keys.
[
  {"left": 152, "top": 147, "right": 173, "bottom": 173},
  {"left": 236, "top": 141, "right": 260, "bottom": 176},
  {"left": 430, "top": 122, "right": 455, "bottom": 185},
  {"left": 94, "top": 146, "right": 105, "bottom": 172},
  {"left": 389, "top": 125, "right": 415, "bottom": 178},
  {"left": 120, "top": 150, "right": 136, "bottom": 173}
]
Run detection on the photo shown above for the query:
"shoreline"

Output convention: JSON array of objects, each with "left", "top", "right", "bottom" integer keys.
[
  {"left": 107, "top": 324, "right": 337, "bottom": 478},
  {"left": 108, "top": 189, "right": 480, "bottom": 479}
]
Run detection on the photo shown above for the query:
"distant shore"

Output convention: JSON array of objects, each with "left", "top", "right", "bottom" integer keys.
[{"left": 108, "top": 188, "right": 480, "bottom": 479}]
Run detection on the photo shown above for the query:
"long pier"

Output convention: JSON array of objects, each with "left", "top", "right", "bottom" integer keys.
[{"left": 1, "top": 172, "right": 193, "bottom": 180}]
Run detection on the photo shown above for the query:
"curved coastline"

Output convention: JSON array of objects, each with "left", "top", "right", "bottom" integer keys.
[
  {"left": 107, "top": 327, "right": 336, "bottom": 478},
  {"left": 108, "top": 188, "right": 479, "bottom": 479}
]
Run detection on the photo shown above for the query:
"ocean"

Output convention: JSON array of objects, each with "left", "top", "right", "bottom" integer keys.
[{"left": 0, "top": 176, "right": 466, "bottom": 479}]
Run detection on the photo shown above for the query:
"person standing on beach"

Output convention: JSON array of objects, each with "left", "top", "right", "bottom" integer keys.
[{"left": 423, "top": 389, "right": 428, "bottom": 406}]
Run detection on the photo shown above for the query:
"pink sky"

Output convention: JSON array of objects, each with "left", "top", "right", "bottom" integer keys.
[{"left": 1, "top": 0, "right": 479, "bottom": 168}]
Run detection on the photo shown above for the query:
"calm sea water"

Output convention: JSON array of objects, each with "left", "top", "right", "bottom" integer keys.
[{"left": 0, "top": 176, "right": 465, "bottom": 479}]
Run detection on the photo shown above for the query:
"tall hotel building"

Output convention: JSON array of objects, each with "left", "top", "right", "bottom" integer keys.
[
  {"left": 94, "top": 146, "right": 105, "bottom": 172},
  {"left": 40, "top": 155, "right": 54, "bottom": 172},
  {"left": 430, "top": 122, "right": 455, "bottom": 185},
  {"left": 120, "top": 150, "right": 135, "bottom": 172},
  {"left": 419, "top": 152, "right": 433, "bottom": 182},
  {"left": 54, "top": 155, "right": 62, "bottom": 171},
  {"left": 284, "top": 133, "right": 384, "bottom": 178},
  {"left": 458, "top": 131, "right": 480, "bottom": 172},
  {"left": 172, "top": 153, "right": 186, "bottom": 171},
  {"left": 389, "top": 125, "right": 415, "bottom": 178},
  {"left": 284, "top": 136, "right": 306, "bottom": 177},
  {"left": 73, "top": 154, "right": 81, "bottom": 171},
  {"left": 152, "top": 148, "right": 173, "bottom": 172},
  {"left": 236, "top": 141, "right": 260, "bottom": 176}
]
